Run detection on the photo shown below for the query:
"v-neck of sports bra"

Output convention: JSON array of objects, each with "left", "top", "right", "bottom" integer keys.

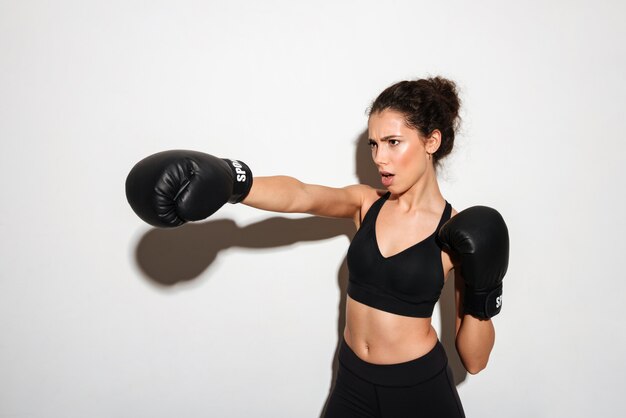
[{"left": 373, "top": 192, "right": 447, "bottom": 260}]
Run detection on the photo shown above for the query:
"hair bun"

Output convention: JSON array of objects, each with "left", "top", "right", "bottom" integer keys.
[{"left": 428, "top": 76, "right": 461, "bottom": 118}]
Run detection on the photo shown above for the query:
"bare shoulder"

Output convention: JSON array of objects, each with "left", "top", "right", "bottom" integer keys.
[
  {"left": 355, "top": 186, "right": 387, "bottom": 228},
  {"left": 302, "top": 183, "right": 381, "bottom": 223}
]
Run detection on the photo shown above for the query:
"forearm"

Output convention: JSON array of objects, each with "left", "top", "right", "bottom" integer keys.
[
  {"left": 241, "top": 175, "right": 306, "bottom": 213},
  {"left": 455, "top": 315, "right": 495, "bottom": 374}
]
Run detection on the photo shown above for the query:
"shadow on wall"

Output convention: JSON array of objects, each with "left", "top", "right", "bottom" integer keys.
[{"left": 131, "top": 129, "right": 467, "bottom": 417}]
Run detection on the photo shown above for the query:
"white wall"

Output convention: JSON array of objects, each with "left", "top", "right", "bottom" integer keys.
[{"left": 1, "top": 1, "right": 624, "bottom": 417}]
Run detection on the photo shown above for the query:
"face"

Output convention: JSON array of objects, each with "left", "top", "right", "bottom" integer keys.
[{"left": 367, "top": 109, "right": 437, "bottom": 193}]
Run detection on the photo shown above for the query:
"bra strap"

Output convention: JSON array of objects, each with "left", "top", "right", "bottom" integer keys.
[
  {"left": 434, "top": 201, "right": 452, "bottom": 234},
  {"left": 361, "top": 191, "right": 391, "bottom": 225}
]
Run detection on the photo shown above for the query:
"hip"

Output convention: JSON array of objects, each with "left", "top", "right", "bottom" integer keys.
[{"left": 338, "top": 335, "right": 448, "bottom": 387}]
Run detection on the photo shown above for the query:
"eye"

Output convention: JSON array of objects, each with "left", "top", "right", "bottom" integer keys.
[
  {"left": 389, "top": 139, "right": 400, "bottom": 146},
  {"left": 368, "top": 140, "right": 377, "bottom": 148}
]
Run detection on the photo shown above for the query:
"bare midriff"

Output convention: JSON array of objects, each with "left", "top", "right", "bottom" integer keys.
[{"left": 343, "top": 295, "right": 439, "bottom": 365}]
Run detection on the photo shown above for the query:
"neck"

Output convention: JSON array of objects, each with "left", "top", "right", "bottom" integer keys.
[{"left": 391, "top": 166, "right": 444, "bottom": 213}]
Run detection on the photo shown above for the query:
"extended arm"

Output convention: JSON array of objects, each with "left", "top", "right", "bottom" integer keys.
[
  {"left": 125, "top": 150, "right": 370, "bottom": 227},
  {"left": 242, "top": 175, "right": 370, "bottom": 221}
]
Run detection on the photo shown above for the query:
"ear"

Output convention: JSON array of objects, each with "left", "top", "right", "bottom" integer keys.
[{"left": 425, "top": 129, "right": 442, "bottom": 154}]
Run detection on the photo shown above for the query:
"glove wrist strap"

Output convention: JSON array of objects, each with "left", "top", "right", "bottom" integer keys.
[
  {"left": 463, "top": 283, "right": 503, "bottom": 319},
  {"left": 222, "top": 159, "right": 254, "bottom": 203}
]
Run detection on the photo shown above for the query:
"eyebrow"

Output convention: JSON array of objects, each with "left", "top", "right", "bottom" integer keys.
[{"left": 368, "top": 135, "right": 401, "bottom": 142}]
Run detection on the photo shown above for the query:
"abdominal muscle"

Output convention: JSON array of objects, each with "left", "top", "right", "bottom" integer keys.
[{"left": 343, "top": 296, "right": 439, "bottom": 365}]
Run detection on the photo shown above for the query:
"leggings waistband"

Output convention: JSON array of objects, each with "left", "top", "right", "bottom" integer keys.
[{"left": 338, "top": 338, "right": 449, "bottom": 387}]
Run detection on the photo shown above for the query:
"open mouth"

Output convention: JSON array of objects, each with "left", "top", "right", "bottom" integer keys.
[{"left": 380, "top": 171, "right": 395, "bottom": 186}]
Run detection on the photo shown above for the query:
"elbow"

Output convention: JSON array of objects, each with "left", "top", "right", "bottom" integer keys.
[
  {"left": 465, "top": 363, "right": 487, "bottom": 375},
  {"left": 462, "top": 356, "right": 489, "bottom": 375},
  {"left": 456, "top": 344, "right": 489, "bottom": 375}
]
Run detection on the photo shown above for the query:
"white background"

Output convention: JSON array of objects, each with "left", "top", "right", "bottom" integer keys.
[{"left": 1, "top": 1, "right": 625, "bottom": 417}]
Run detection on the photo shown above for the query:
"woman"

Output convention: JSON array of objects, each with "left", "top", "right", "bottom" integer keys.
[{"left": 125, "top": 76, "right": 508, "bottom": 418}]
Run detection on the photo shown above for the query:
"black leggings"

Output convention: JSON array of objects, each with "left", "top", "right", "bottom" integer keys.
[{"left": 323, "top": 338, "right": 465, "bottom": 418}]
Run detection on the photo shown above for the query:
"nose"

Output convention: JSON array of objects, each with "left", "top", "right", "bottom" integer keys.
[{"left": 372, "top": 144, "right": 388, "bottom": 166}]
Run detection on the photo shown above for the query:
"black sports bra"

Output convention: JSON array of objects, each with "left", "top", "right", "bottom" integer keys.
[{"left": 346, "top": 192, "right": 452, "bottom": 318}]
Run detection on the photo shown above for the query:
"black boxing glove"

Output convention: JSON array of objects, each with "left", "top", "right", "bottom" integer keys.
[
  {"left": 437, "top": 206, "right": 509, "bottom": 319},
  {"left": 125, "top": 150, "right": 253, "bottom": 228}
]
